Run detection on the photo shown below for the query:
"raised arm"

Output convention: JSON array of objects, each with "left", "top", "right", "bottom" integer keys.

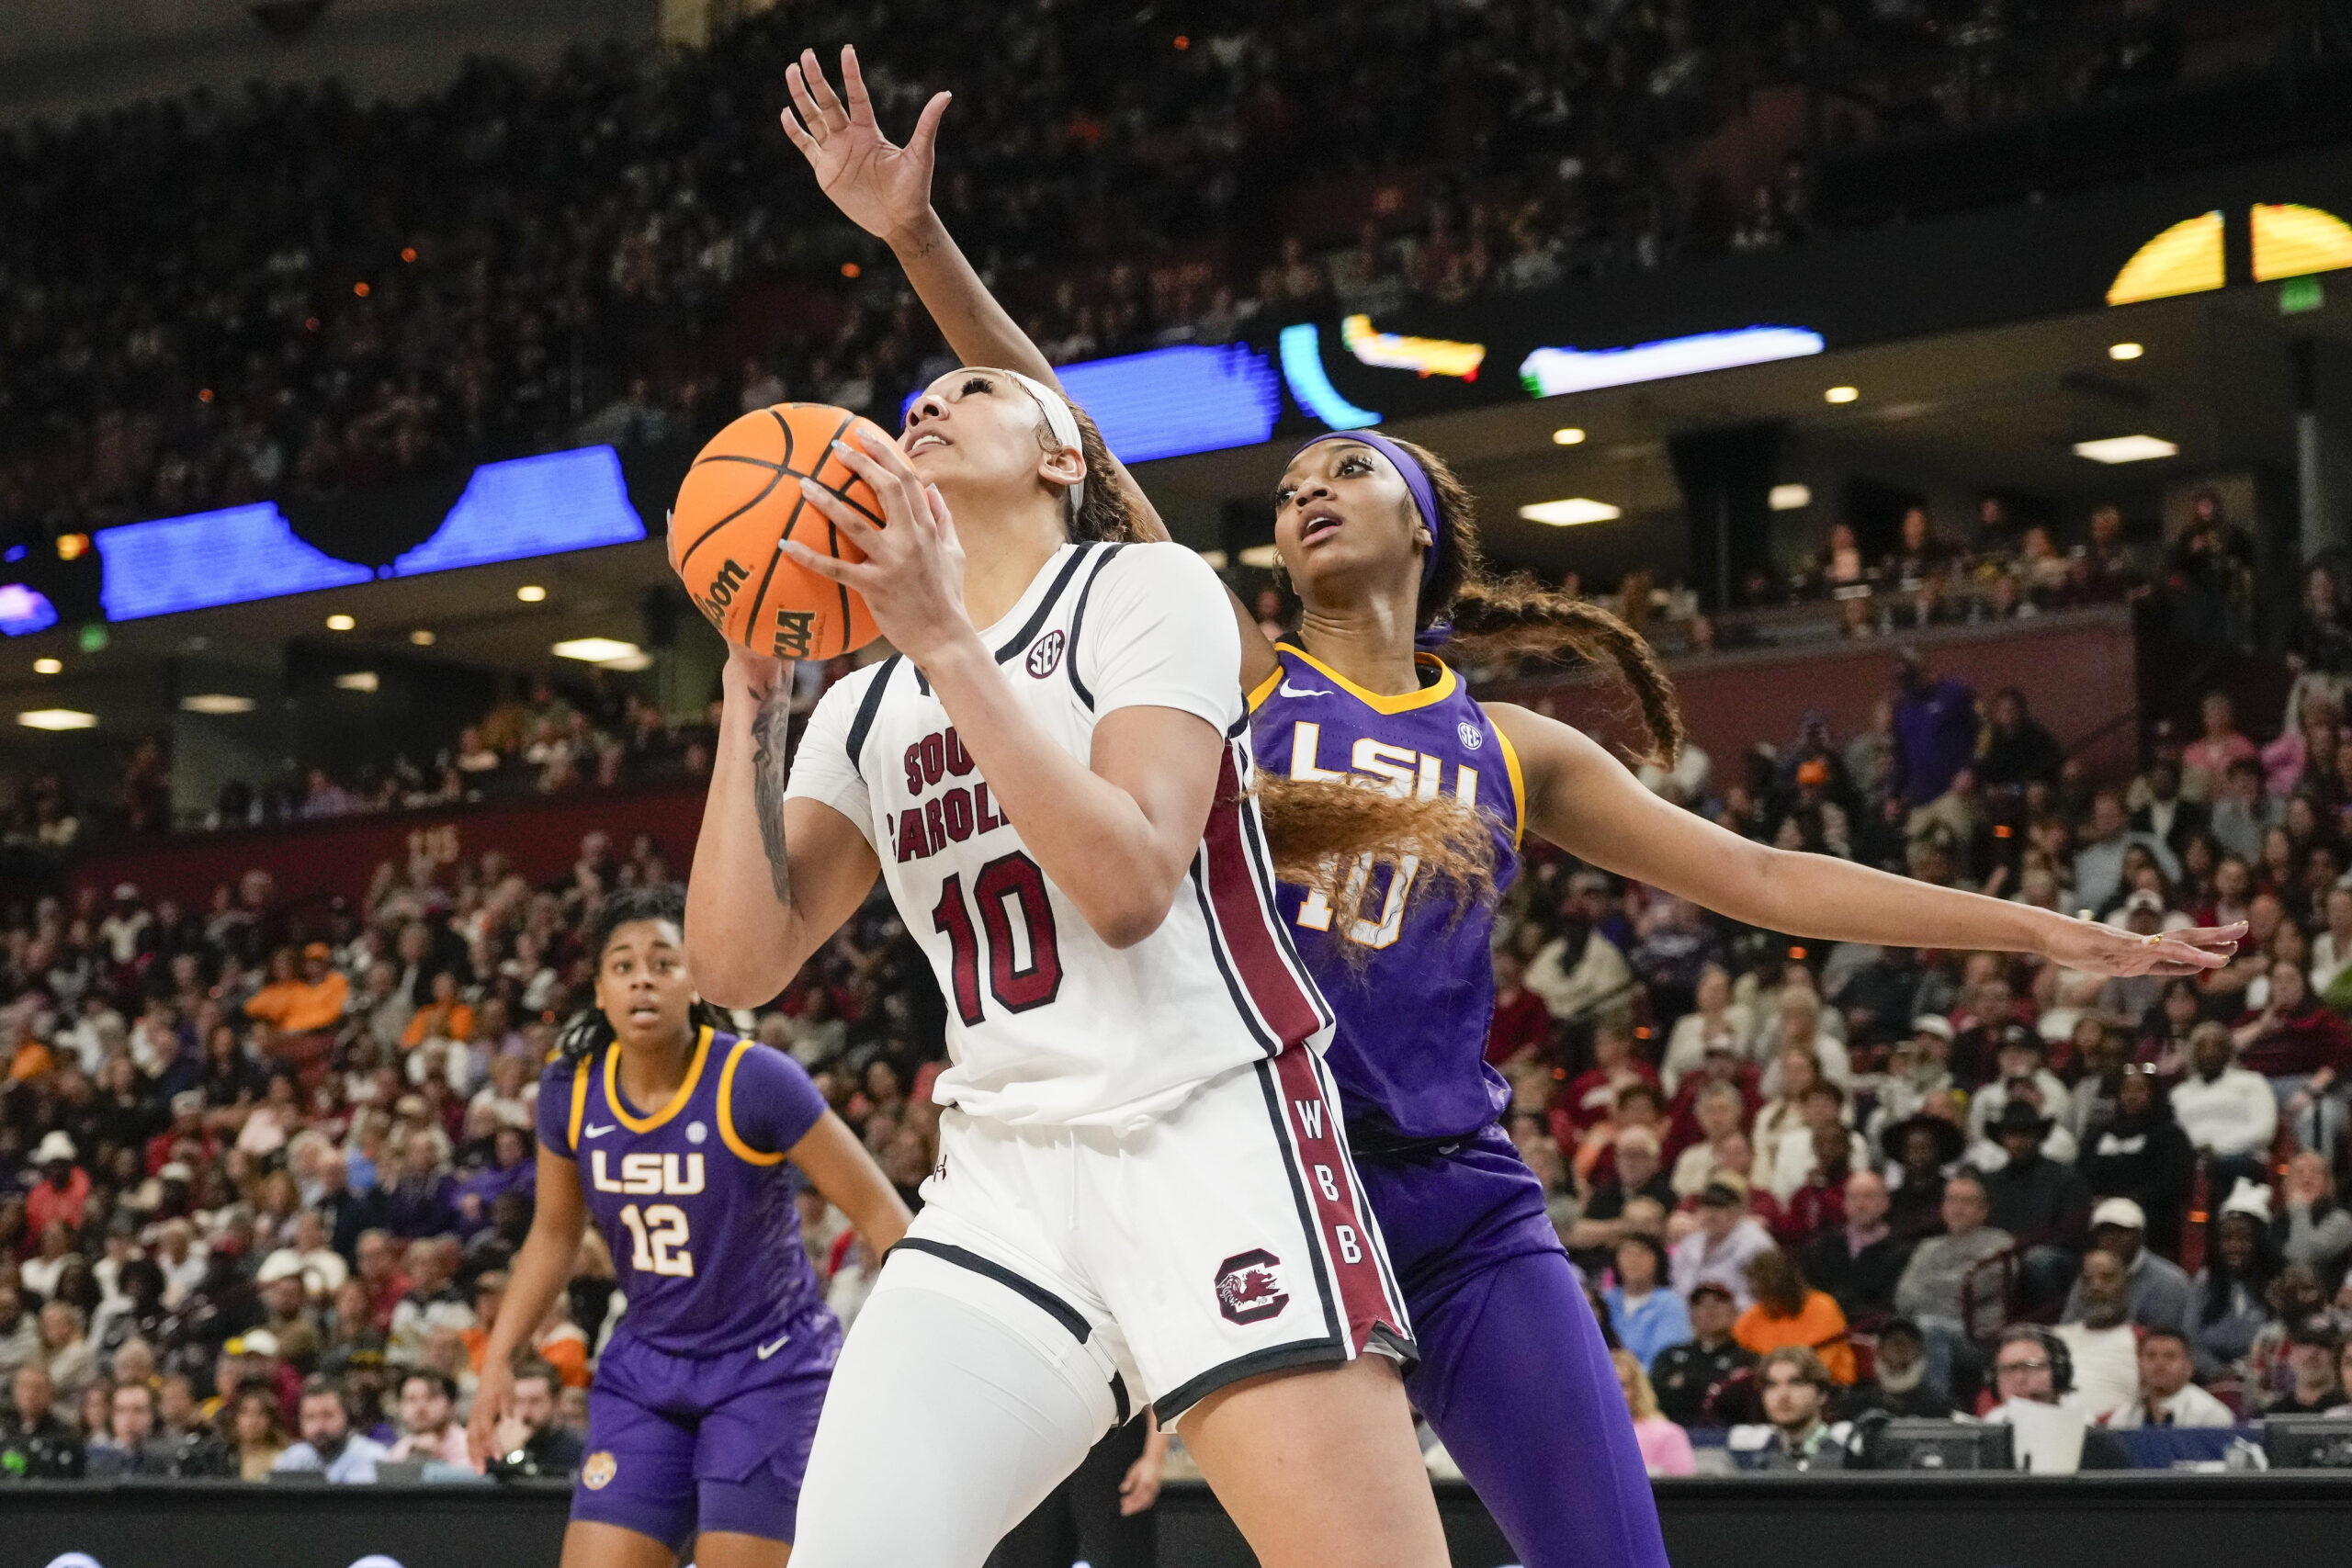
[
  {"left": 781, "top": 45, "right": 1277, "bottom": 691},
  {"left": 1488, "top": 702, "right": 2244, "bottom": 978},
  {"left": 684, "top": 649, "right": 884, "bottom": 1008}
]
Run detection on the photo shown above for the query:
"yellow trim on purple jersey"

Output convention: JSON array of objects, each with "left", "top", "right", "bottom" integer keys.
[
  {"left": 1493, "top": 721, "right": 1528, "bottom": 850},
  {"left": 1247, "top": 663, "right": 1283, "bottom": 714},
  {"left": 1274, "top": 642, "right": 1459, "bottom": 715},
  {"left": 717, "top": 1038, "right": 787, "bottom": 1166},
  {"left": 566, "top": 1059, "right": 592, "bottom": 1156},
  {"left": 604, "top": 1025, "right": 715, "bottom": 1134}
]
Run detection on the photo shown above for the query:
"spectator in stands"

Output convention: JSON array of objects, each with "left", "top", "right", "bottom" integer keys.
[
  {"left": 1882, "top": 1111, "right": 1964, "bottom": 1241},
  {"left": 226, "top": 1383, "right": 290, "bottom": 1482},
  {"left": 1735, "top": 1250, "right": 1856, "bottom": 1384},
  {"left": 2081, "top": 1066, "right": 2195, "bottom": 1255},
  {"left": 1659, "top": 965, "right": 1752, "bottom": 1093},
  {"left": 1653, "top": 1284, "right": 1754, "bottom": 1428},
  {"left": 1802, "top": 1169, "right": 1912, "bottom": 1326},
  {"left": 2231, "top": 959, "right": 2350, "bottom": 1157},
  {"left": 2065, "top": 1197, "right": 2195, "bottom": 1335},
  {"left": 243, "top": 943, "right": 351, "bottom": 1035},
  {"left": 1839, "top": 1317, "right": 1951, "bottom": 1419},
  {"left": 1894, "top": 1171, "right": 2013, "bottom": 1399},
  {"left": 384, "top": 1368, "right": 474, "bottom": 1471},
  {"left": 2056, "top": 1246, "right": 2142, "bottom": 1423},
  {"left": 1975, "top": 1100, "right": 2092, "bottom": 1306},
  {"left": 0, "top": 1286, "right": 38, "bottom": 1377},
  {"left": 2171, "top": 1021, "right": 2278, "bottom": 1193},
  {"left": 1966, "top": 1030, "right": 2075, "bottom": 1161},
  {"left": 1611, "top": 1349, "right": 1697, "bottom": 1477},
  {"left": 85, "top": 1382, "right": 176, "bottom": 1478},
  {"left": 482, "top": 1359, "right": 583, "bottom": 1478},
  {"left": 2074, "top": 789, "right": 2181, "bottom": 916},
  {"left": 2278, "top": 1149, "right": 2352, "bottom": 1289},
  {"left": 1604, "top": 1235, "right": 1690, "bottom": 1371},
  {"left": 2265, "top": 1322, "right": 2345, "bottom": 1416},
  {"left": 1566, "top": 1126, "right": 1672, "bottom": 1271},
  {"left": 1485, "top": 951, "right": 1554, "bottom": 1068},
  {"left": 2111, "top": 1329, "right": 2236, "bottom": 1428},
  {"left": 2183, "top": 691, "right": 2260, "bottom": 799},
  {"left": 2191, "top": 1184, "right": 2281, "bottom": 1376},
  {"left": 272, "top": 1377, "right": 385, "bottom": 1483},
  {"left": 1978, "top": 688, "right": 2065, "bottom": 791},
  {"left": 1890, "top": 649, "right": 1978, "bottom": 806},
  {"left": 1752, "top": 1348, "right": 1847, "bottom": 1472},
  {"left": 1671, "top": 1176, "right": 1778, "bottom": 1308},
  {"left": 1983, "top": 1326, "right": 2133, "bottom": 1470},
  {"left": 0, "top": 1363, "right": 83, "bottom": 1480}
]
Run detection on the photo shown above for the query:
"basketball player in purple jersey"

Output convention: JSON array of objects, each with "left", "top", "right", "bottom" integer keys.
[
  {"left": 780, "top": 45, "right": 2245, "bottom": 1566},
  {"left": 469, "top": 886, "right": 910, "bottom": 1568}
]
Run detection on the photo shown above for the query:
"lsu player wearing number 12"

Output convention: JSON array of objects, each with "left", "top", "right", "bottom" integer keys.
[{"left": 496, "top": 886, "right": 909, "bottom": 1568}]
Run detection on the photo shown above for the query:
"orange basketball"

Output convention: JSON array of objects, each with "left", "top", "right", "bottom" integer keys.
[{"left": 669, "top": 402, "right": 892, "bottom": 660}]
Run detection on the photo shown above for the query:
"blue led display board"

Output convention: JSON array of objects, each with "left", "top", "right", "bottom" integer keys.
[
  {"left": 901, "top": 344, "right": 1282, "bottom": 465},
  {"left": 87, "top": 446, "right": 647, "bottom": 623},
  {"left": 390, "top": 445, "right": 644, "bottom": 575},
  {"left": 96, "top": 502, "right": 378, "bottom": 621}
]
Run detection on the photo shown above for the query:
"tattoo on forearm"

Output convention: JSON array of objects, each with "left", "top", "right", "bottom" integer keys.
[{"left": 751, "top": 679, "right": 794, "bottom": 902}]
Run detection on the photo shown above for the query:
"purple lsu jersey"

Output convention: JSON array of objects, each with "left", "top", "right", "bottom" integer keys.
[
  {"left": 539, "top": 1028, "right": 831, "bottom": 1355},
  {"left": 1249, "top": 644, "right": 1525, "bottom": 1145}
]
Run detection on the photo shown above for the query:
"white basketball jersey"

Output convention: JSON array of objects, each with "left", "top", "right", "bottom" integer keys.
[{"left": 786, "top": 541, "right": 1332, "bottom": 1131}]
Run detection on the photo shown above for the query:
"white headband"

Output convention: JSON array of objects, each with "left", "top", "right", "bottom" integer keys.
[{"left": 1006, "top": 370, "right": 1086, "bottom": 519}]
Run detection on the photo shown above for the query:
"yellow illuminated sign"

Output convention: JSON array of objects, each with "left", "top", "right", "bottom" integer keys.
[
  {"left": 2106, "top": 211, "right": 2224, "bottom": 305},
  {"left": 1340, "top": 314, "right": 1487, "bottom": 381},
  {"left": 2252, "top": 203, "right": 2352, "bottom": 283}
]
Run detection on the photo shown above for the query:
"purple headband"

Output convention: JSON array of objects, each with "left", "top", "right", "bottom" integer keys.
[{"left": 1288, "top": 431, "right": 1445, "bottom": 590}]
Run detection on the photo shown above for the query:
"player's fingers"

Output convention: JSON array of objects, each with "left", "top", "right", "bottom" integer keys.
[
  {"left": 785, "top": 62, "right": 826, "bottom": 143},
  {"left": 926, "top": 483, "right": 960, "bottom": 548},
  {"left": 908, "top": 91, "right": 953, "bottom": 163},
  {"left": 779, "top": 105, "right": 820, "bottom": 161},
  {"left": 835, "top": 433, "right": 926, "bottom": 525},
  {"left": 840, "top": 45, "right": 878, "bottom": 130},
  {"left": 797, "top": 476, "right": 886, "bottom": 549},
  {"left": 780, "top": 538, "right": 870, "bottom": 586},
  {"left": 801, "top": 47, "right": 851, "bottom": 131},
  {"left": 2149, "top": 937, "right": 2229, "bottom": 970}
]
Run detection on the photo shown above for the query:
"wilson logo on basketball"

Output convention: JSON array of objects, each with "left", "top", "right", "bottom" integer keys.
[
  {"left": 1214, "top": 1248, "right": 1288, "bottom": 1325},
  {"left": 1025, "top": 629, "right": 1067, "bottom": 678}
]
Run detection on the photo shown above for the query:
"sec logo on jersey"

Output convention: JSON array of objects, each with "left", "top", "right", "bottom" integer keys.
[
  {"left": 1214, "top": 1248, "right": 1289, "bottom": 1325},
  {"left": 582, "top": 1451, "right": 618, "bottom": 1490},
  {"left": 1025, "top": 629, "right": 1066, "bottom": 678},
  {"left": 1456, "top": 719, "right": 1483, "bottom": 750}
]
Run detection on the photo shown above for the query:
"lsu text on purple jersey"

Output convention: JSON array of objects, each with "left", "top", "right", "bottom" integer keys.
[{"left": 1249, "top": 643, "right": 1524, "bottom": 1146}]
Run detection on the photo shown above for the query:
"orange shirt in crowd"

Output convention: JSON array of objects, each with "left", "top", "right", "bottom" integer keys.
[
  {"left": 1733, "top": 1290, "right": 1858, "bottom": 1384},
  {"left": 246, "top": 971, "right": 350, "bottom": 1034},
  {"left": 401, "top": 1001, "right": 476, "bottom": 1048}
]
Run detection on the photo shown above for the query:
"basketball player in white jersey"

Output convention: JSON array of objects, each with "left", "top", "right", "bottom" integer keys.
[{"left": 684, "top": 81, "right": 1444, "bottom": 1564}]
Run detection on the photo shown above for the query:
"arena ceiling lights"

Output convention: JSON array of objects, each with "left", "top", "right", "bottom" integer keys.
[
  {"left": 1518, "top": 326, "right": 1824, "bottom": 399},
  {"left": 1517, "top": 499, "right": 1623, "bottom": 526},
  {"left": 2071, "top": 435, "right": 2179, "bottom": 464},
  {"left": 179, "top": 694, "right": 256, "bottom": 715},
  {"left": 17, "top": 708, "right": 96, "bottom": 730},
  {"left": 552, "top": 637, "right": 651, "bottom": 671}
]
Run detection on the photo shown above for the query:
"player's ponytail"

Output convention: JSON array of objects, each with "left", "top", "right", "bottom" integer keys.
[
  {"left": 1250, "top": 773, "right": 1498, "bottom": 912},
  {"left": 1396, "top": 435, "right": 1686, "bottom": 768}
]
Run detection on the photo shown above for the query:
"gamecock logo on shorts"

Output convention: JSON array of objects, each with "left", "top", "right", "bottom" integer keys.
[
  {"left": 582, "top": 1451, "right": 617, "bottom": 1490},
  {"left": 1214, "top": 1248, "right": 1289, "bottom": 1325},
  {"left": 1025, "top": 629, "right": 1066, "bottom": 679}
]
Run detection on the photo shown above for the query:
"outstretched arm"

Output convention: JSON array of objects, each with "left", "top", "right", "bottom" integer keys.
[
  {"left": 1488, "top": 703, "right": 2243, "bottom": 977},
  {"left": 781, "top": 45, "right": 1277, "bottom": 691}
]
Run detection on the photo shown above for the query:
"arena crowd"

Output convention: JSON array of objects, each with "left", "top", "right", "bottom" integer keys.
[
  {"left": 0, "top": 497, "right": 2349, "bottom": 1481},
  {"left": 0, "top": 0, "right": 2233, "bottom": 542}
]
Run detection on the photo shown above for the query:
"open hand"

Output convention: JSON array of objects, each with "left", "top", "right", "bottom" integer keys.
[
  {"left": 2042, "top": 917, "right": 2243, "bottom": 978},
  {"left": 782, "top": 45, "right": 949, "bottom": 247},
  {"left": 783, "top": 429, "right": 975, "bottom": 667}
]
